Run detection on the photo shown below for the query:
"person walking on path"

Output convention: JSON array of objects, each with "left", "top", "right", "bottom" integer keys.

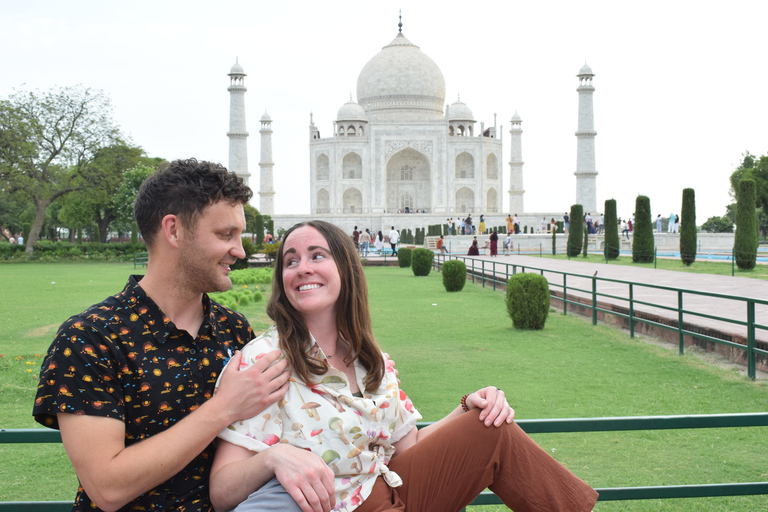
[{"left": 388, "top": 226, "right": 399, "bottom": 256}]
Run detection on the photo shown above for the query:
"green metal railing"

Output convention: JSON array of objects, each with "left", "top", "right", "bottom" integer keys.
[
  {"left": 434, "top": 254, "right": 768, "bottom": 380},
  {"left": 5, "top": 412, "right": 767, "bottom": 510}
]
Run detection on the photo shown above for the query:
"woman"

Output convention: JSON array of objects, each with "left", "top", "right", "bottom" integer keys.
[
  {"left": 467, "top": 236, "right": 480, "bottom": 256},
  {"left": 374, "top": 231, "right": 383, "bottom": 256},
  {"left": 211, "top": 221, "right": 597, "bottom": 512},
  {"left": 489, "top": 229, "right": 499, "bottom": 256},
  {"left": 478, "top": 214, "right": 486, "bottom": 234}
]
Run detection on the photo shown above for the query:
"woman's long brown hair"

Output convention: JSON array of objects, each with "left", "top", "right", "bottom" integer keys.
[{"left": 266, "top": 220, "right": 385, "bottom": 392}]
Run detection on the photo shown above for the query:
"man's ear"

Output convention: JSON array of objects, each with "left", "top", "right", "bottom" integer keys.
[{"left": 161, "top": 214, "right": 181, "bottom": 248}]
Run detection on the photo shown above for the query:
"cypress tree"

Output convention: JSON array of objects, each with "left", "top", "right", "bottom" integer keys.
[
  {"left": 255, "top": 214, "right": 264, "bottom": 246},
  {"left": 604, "top": 199, "right": 620, "bottom": 260},
  {"left": 567, "top": 204, "right": 583, "bottom": 257},
  {"left": 632, "top": 195, "right": 654, "bottom": 263},
  {"left": 680, "top": 188, "right": 697, "bottom": 266},
  {"left": 582, "top": 225, "right": 589, "bottom": 257},
  {"left": 735, "top": 179, "right": 758, "bottom": 270},
  {"left": 551, "top": 229, "right": 556, "bottom": 255}
]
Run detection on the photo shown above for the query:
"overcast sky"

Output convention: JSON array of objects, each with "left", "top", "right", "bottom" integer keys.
[{"left": 2, "top": 0, "right": 766, "bottom": 222}]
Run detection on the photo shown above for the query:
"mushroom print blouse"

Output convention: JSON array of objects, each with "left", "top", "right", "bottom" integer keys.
[{"left": 217, "top": 326, "right": 422, "bottom": 512}]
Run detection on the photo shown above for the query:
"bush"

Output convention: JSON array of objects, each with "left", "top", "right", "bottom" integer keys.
[
  {"left": 442, "top": 260, "right": 466, "bottom": 292},
  {"left": 604, "top": 199, "right": 620, "bottom": 260},
  {"left": 551, "top": 229, "right": 556, "bottom": 255},
  {"left": 506, "top": 273, "right": 550, "bottom": 330},
  {"left": 233, "top": 237, "right": 257, "bottom": 270},
  {"left": 410, "top": 248, "right": 434, "bottom": 276},
  {"left": 582, "top": 227, "right": 588, "bottom": 257},
  {"left": 735, "top": 179, "right": 758, "bottom": 270},
  {"left": 397, "top": 247, "right": 412, "bottom": 267},
  {"left": 632, "top": 195, "right": 654, "bottom": 263},
  {"left": 680, "top": 188, "right": 697, "bottom": 266},
  {"left": 261, "top": 241, "right": 281, "bottom": 261},
  {"left": 567, "top": 204, "right": 583, "bottom": 256}
]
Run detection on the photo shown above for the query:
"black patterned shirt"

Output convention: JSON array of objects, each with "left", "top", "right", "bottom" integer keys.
[{"left": 34, "top": 275, "right": 253, "bottom": 511}]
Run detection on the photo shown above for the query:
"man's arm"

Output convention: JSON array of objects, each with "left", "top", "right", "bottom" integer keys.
[{"left": 58, "top": 350, "right": 289, "bottom": 512}]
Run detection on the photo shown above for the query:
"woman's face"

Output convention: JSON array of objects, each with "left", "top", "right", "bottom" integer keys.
[{"left": 280, "top": 226, "right": 342, "bottom": 323}]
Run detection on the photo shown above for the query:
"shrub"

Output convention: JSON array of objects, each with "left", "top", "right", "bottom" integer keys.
[
  {"left": 442, "top": 260, "right": 466, "bottom": 292},
  {"left": 397, "top": 247, "right": 412, "bottom": 268},
  {"left": 735, "top": 179, "right": 758, "bottom": 270},
  {"left": 410, "top": 248, "right": 434, "bottom": 276},
  {"left": 567, "top": 204, "right": 583, "bottom": 256},
  {"left": 261, "top": 241, "right": 281, "bottom": 261},
  {"left": 233, "top": 237, "right": 257, "bottom": 270},
  {"left": 551, "top": 229, "right": 556, "bottom": 255},
  {"left": 680, "top": 188, "right": 697, "bottom": 266},
  {"left": 582, "top": 227, "right": 588, "bottom": 257},
  {"left": 603, "top": 199, "right": 620, "bottom": 260},
  {"left": 506, "top": 273, "right": 550, "bottom": 330},
  {"left": 632, "top": 195, "right": 654, "bottom": 263}
]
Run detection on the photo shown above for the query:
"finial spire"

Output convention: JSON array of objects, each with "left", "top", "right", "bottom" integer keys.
[{"left": 398, "top": 10, "right": 402, "bottom": 33}]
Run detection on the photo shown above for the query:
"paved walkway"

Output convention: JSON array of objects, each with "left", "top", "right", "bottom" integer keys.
[{"left": 442, "top": 253, "right": 768, "bottom": 347}]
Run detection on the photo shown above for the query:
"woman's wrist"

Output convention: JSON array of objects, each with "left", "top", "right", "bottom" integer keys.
[{"left": 460, "top": 393, "right": 472, "bottom": 412}]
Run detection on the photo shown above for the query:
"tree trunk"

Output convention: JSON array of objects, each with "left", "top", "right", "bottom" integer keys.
[
  {"left": 95, "top": 208, "right": 115, "bottom": 243},
  {"left": 25, "top": 196, "right": 52, "bottom": 253}
]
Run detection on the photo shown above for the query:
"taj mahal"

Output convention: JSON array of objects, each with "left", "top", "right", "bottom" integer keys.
[{"left": 226, "top": 20, "right": 598, "bottom": 235}]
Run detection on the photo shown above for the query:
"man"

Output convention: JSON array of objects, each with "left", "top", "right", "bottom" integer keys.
[
  {"left": 352, "top": 226, "right": 360, "bottom": 250},
  {"left": 668, "top": 212, "right": 675, "bottom": 233},
  {"left": 33, "top": 159, "right": 304, "bottom": 511},
  {"left": 563, "top": 212, "right": 569, "bottom": 234},
  {"left": 388, "top": 226, "right": 399, "bottom": 255},
  {"left": 513, "top": 214, "right": 520, "bottom": 234},
  {"left": 436, "top": 234, "right": 446, "bottom": 254}
]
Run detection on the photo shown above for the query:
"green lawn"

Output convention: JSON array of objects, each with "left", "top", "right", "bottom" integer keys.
[{"left": 1, "top": 262, "right": 767, "bottom": 510}]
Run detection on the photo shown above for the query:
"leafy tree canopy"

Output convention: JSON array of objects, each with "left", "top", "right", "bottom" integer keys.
[{"left": 0, "top": 86, "right": 121, "bottom": 251}]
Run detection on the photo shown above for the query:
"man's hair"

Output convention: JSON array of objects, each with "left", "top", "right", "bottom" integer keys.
[
  {"left": 267, "top": 220, "right": 384, "bottom": 392},
  {"left": 135, "top": 158, "right": 252, "bottom": 247}
]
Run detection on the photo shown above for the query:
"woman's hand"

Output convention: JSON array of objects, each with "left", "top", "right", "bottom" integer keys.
[{"left": 466, "top": 387, "right": 515, "bottom": 427}]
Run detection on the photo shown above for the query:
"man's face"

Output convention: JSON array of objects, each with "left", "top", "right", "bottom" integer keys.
[{"left": 177, "top": 201, "right": 246, "bottom": 294}]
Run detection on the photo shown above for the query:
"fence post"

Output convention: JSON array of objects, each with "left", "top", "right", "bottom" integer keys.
[
  {"left": 654, "top": 247, "right": 657, "bottom": 269},
  {"left": 563, "top": 274, "right": 568, "bottom": 315},
  {"left": 481, "top": 260, "right": 486, "bottom": 288},
  {"left": 732, "top": 247, "right": 735, "bottom": 277},
  {"left": 678, "top": 291, "right": 685, "bottom": 355},
  {"left": 629, "top": 283, "right": 635, "bottom": 338},
  {"left": 747, "top": 300, "right": 756, "bottom": 380},
  {"left": 592, "top": 274, "right": 598, "bottom": 325}
]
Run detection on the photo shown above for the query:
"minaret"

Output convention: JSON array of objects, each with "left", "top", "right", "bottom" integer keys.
[
  {"left": 508, "top": 111, "right": 525, "bottom": 213},
  {"left": 575, "top": 62, "right": 598, "bottom": 213},
  {"left": 227, "top": 59, "right": 250, "bottom": 187},
  {"left": 258, "top": 111, "right": 275, "bottom": 215}
]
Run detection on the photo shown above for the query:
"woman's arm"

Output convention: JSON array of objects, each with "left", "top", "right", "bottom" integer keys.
[
  {"left": 392, "top": 386, "right": 514, "bottom": 455},
  {"left": 210, "top": 440, "right": 336, "bottom": 512}
]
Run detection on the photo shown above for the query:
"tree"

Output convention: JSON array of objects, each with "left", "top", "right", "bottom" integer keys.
[
  {"left": 679, "top": 188, "right": 697, "bottom": 266},
  {"left": 0, "top": 86, "right": 120, "bottom": 252},
  {"left": 700, "top": 215, "right": 734, "bottom": 233},
  {"left": 112, "top": 162, "right": 157, "bottom": 239},
  {"left": 735, "top": 179, "right": 757, "bottom": 270},
  {"left": 243, "top": 203, "right": 260, "bottom": 239},
  {"left": 603, "top": 199, "right": 620, "bottom": 260},
  {"left": 632, "top": 195, "right": 654, "bottom": 263},
  {"left": 566, "top": 204, "right": 583, "bottom": 257},
  {"left": 730, "top": 151, "right": 768, "bottom": 214}
]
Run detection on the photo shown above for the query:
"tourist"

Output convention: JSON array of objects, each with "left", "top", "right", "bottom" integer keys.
[
  {"left": 504, "top": 233, "right": 513, "bottom": 255},
  {"left": 563, "top": 212, "right": 570, "bottom": 234},
  {"left": 540, "top": 217, "right": 548, "bottom": 233},
  {"left": 33, "top": 159, "right": 300, "bottom": 511},
  {"left": 209, "top": 220, "right": 598, "bottom": 512},
  {"left": 388, "top": 226, "right": 399, "bottom": 256},
  {"left": 375, "top": 231, "right": 384, "bottom": 256},
  {"left": 490, "top": 229, "right": 499, "bottom": 256},
  {"left": 352, "top": 226, "right": 360, "bottom": 250},
  {"left": 514, "top": 214, "right": 520, "bottom": 234},
  {"left": 506, "top": 214, "right": 514, "bottom": 235},
  {"left": 479, "top": 214, "right": 486, "bottom": 234},
  {"left": 622, "top": 219, "right": 630, "bottom": 240},
  {"left": 668, "top": 212, "right": 675, "bottom": 233},
  {"left": 436, "top": 234, "right": 446, "bottom": 254},
  {"left": 551, "top": 218, "right": 557, "bottom": 233},
  {"left": 656, "top": 214, "right": 663, "bottom": 233},
  {"left": 360, "top": 229, "right": 371, "bottom": 257},
  {"left": 467, "top": 236, "right": 480, "bottom": 255}
]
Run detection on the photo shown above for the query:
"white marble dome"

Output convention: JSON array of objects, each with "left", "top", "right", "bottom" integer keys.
[
  {"left": 578, "top": 62, "right": 593, "bottom": 76},
  {"left": 337, "top": 98, "right": 367, "bottom": 122},
  {"left": 229, "top": 60, "right": 245, "bottom": 75},
  {"left": 356, "top": 32, "right": 446, "bottom": 121},
  {"left": 448, "top": 99, "right": 474, "bottom": 121}
]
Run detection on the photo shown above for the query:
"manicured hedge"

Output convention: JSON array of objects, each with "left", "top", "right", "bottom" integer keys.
[
  {"left": 603, "top": 199, "right": 620, "bottom": 260},
  {"left": 735, "top": 179, "right": 757, "bottom": 270},
  {"left": 442, "top": 260, "right": 466, "bottom": 292},
  {"left": 680, "top": 188, "right": 697, "bottom": 266},
  {"left": 410, "top": 248, "right": 434, "bottom": 276},
  {"left": 397, "top": 247, "right": 412, "bottom": 268},
  {"left": 567, "top": 204, "right": 583, "bottom": 256},
  {"left": 632, "top": 195, "right": 654, "bottom": 263},
  {"left": 506, "top": 273, "right": 550, "bottom": 330}
]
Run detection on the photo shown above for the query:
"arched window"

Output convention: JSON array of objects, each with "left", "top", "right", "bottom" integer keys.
[
  {"left": 316, "top": 154, "right": 330, "bottom": 180},
  {"left": 486, "top": 154, "right": 498, "bottom": 179},
  {"left": 342, "top": 152, "right": 362, "bottom": 179},
  {"left": 455, "top": 152, "right": 474, "bottom": 179},
  {"left": 316, "top": 188, "right": 330, "bottom": 214},
  {"left": 486, "top": 188, "right": 498, "bottom": 212},
  {"left": 343, "top": 187, "right": 362, "bottom": 214},
  {"left": 455, "top": 187, "right": 474, "bottom": 212}
]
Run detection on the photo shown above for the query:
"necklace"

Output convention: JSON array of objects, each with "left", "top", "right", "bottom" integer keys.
[{"left": 324, "top": 337, "right": 343, "bottom": 358}]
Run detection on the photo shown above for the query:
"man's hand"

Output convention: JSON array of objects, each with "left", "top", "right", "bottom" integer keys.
[
  {"left": 466, "top": 386, "right": 515, "bottom": 427},
  {"left": 268, "top": 445, "right": 336, "bottom": 512},
  {"left": 214, "top": 350, "right": 290, "bottom": 424}
]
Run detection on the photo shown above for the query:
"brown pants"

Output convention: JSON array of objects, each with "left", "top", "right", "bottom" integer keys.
[{"left": 356, "top": 410, "right": 598, "bottom": 512}]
